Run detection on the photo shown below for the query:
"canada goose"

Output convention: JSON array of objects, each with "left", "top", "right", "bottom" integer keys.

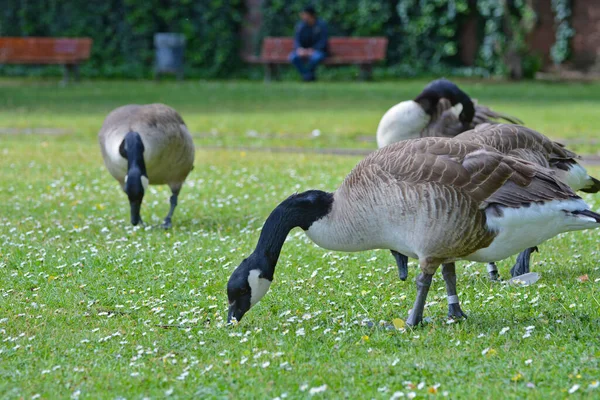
[
  {"left": 227, "top": 138, "right": 600, "bottom": 326},
  {"left": 98, "top": 104, "right": 195, "bottom": 228},
  {"left": 455, "top": 123, "right": 600, "bottom": 278},
  {"left": 390, "top": 101, "right": 598, "bottom": 280},
  {"left": 376, "top": 78, "right": 522, "bottom": 148}
]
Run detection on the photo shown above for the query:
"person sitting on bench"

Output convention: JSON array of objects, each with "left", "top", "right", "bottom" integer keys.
[{"left": 288, "top": 5, "right": 328, "bottom": 82}]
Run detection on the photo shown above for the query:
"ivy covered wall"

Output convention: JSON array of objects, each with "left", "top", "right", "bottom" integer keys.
[
  {"left": 258, "top": 0, "right": 575, "bottom": 78},
  {"left": 0, "top": 0, "right": 582, "bottom": 79}
]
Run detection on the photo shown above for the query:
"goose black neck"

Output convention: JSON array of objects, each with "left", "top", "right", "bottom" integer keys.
[
  {"left": 252, "top": 190, "right": 334, "bottom": 272},
  {"left": 121, "top": 131, "right": 147, "bottom": 175},
  {"left": 416, "top": 78, "right": 475, "bottom": 124}
]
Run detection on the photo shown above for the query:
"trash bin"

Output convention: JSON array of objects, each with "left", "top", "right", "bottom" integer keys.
[{"left": 154, "top": 33, "right": 186, "bottom": 80}]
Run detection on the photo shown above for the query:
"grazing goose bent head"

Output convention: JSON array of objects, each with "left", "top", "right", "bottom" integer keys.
[
  {"left": 376, "top": 79, "right": 475, "bottom": 148},
  {"left": 228, "top": 138, "right": 600, "bottom": 326},
  {"left": 99, "top": 104, "right": 195, "bottom": 228},
  {"left": 120, "top": 131, "right": 149, "bottom": 226},
  {"left": 227, "top": 190, "right": 333, "bottom": 322},
  {"left": 376, "top": 79, "right": 522, "bottom": 148},
  {"left": 419, "top": 78, "right": 475, "bottom": 128}
]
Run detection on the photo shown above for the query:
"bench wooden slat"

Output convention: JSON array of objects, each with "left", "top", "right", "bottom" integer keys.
[
  {"left": 0, "top": 37, "right": 92, "bottom": 64},
  {"left": 258, "top": 37, "right": 388, "bottom": 64}
]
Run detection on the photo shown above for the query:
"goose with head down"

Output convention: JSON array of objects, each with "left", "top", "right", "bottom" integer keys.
[
  {"left": 227, "top": 138, "right": 600, "bottom": 326},
  {"left": 99, "top": 103, "right": 195, "bottom": 228},
  {"left": 376, "top": 78, "right": 522, "bottom": 148}
]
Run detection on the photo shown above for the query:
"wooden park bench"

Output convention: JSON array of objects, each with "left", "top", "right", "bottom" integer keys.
[
  {"left": 248, "top": 37, "right": 388, "bottom": 81},
  {"left": 0, "top": 37, "right": 93, "bottom": 83}
]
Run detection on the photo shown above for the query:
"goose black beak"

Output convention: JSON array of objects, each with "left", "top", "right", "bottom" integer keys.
[
  {"left": 227, "top": 303, "right": 246, "bottom": 325},
  {"left": 129, "top": 200, "right": 142, "bottom": 226}
]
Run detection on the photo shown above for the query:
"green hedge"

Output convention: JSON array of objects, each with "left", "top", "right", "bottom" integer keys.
[
  {"left": 0, "top": 0, "right": 244, "bottom": 78},
  {"left": 0, "top": 0, "right": 573, "bottom": 79}
]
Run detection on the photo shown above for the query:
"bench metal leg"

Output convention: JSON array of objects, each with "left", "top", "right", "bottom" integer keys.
[
  {"left": 264, "top": 64, "right": 280, "bottom": 82},
  {"left": 359, "top": 64, "right": 373, "bottom": 81},
  {"left": 62, "top": 64, "right": 80, "bottom": 84},
  {"left": 72, "top": 64, "right": 80, "bottom": 81},
  {"left": 62, "top": 65, "right": 71, "bottom": 85}
]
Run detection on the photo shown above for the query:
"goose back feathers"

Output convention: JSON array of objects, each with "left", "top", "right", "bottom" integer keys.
[
  {"left": 99, "top": 103, "right": 194, "bottom": 187},
  {"left": 455, "top": 123, "right": 600, "bottom": 193},
  {"left": 308, "top": 138, "right": 578, "bottom": 263}
]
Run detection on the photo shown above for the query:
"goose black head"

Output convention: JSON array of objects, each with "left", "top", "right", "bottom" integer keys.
[
  {"left": 417, "top": 78, "right": 475, "bottom": 128},
  {"left": 226, "top": 190, "right": 333, "bottom": 324},
  {"left": 227, "top": 253, "right": 273, "bottom": 324},
  {"left": 124, "top": 171, "right": 148, "bottom": 226},
  {"left": 119, "top": 131, "right": 148, "bottom": 226}
]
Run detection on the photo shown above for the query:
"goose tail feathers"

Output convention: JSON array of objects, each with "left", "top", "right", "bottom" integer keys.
[
  {"left": 572, "top": 209, "right": 600, "bottom": 223},
  {"left": 473, "top": 103, "right": 524, "bottom": 126},
  {"left": 579, "top": 176, "right": 600, "bottom": 194}
]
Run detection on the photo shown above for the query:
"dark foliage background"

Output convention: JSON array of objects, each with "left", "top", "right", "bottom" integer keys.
[
  {"left": 0, "top": 0, "right": 570, "bottom": 79},
  {"left": 0, "top": 0, "right": 244, "bottom": 78}
]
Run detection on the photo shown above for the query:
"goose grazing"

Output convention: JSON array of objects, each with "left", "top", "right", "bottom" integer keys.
[
  {"left": 376, "top": 78, "right": 522, "bottom": 148},
  {"left": 455, "top": 123, "right": 600, "bottom": 278},
  {"left": 98, "top": 104, "right": 195, "bottom": 228},
  {"left": 227, "top": 138, "right": 600, "bottom": 326}
]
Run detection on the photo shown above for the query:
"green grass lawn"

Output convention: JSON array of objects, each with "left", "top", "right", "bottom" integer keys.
[
  {"left": 1, "top": 78, "right": 600, "bottom": 153},
  {"left": 1, "top": 79, "right": 600, "bottom": 398}
]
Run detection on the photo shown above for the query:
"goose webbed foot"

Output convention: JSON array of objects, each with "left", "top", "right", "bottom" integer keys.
[
  {"left": 487, "top": 262, "right": 500, "bottom": 281},
  {"left": 442, "top": 262, "right": 467, "bottom": 321},
  {"left": 391, "top": 250, "right": 409, "bottom": 281},
  {"left": 406, "top": 272, "right": 433, "bottom": 327},
  {"left": 510, "top": 246, "right": 538, "bottom": 277},
  {"left": 161, "top": 190, "right": 179, "bottom": 230},
  {"left": 448, "top": 303, "right": 468, "bottom": 320}
]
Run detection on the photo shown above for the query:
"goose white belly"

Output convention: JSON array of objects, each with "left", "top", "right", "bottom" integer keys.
[
  {"left": 467, "top": 199, "right": 596, "bottom": 262},
  {"left": 305, "top": 211, "right": 421, "bottom": 259}
]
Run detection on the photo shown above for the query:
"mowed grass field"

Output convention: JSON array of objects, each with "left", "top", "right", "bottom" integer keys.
[
  {"left": 2, "top": 78, "right": 600, "bottom": 152},
  {"left": 1, "top": 78, "right": 600, "bottom": 398}
]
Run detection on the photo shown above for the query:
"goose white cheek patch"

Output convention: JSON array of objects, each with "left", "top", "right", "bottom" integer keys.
[{"left": 248, "top": 269, "right": 272, "bottom": 306}]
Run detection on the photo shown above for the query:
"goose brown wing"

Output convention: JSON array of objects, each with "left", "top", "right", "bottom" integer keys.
[
  {"left": 342, "top": 138, "right": 577, "bottom": 208},
  {"left": 457, "top": 124, "right": 580, "bottom": 167},
  {"left": 461, "top": 150, "right": 576, "bottom": 208}
]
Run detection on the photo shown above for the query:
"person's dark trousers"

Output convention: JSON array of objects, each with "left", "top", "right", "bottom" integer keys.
[{"left": 288, "top": 50, "right": 326, "bottom": 81}]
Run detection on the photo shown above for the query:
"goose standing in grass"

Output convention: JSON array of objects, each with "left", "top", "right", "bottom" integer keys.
[
  {"left": 227, "top": 138, "right": 600, "bottom": 326},
  {"left": 98, "top": 104, "right": 195, "bottom": 228},
  {"left": 376, "top": 78, "right": 522, "bottom": 148},
  {"left": 455, "top": 123, "right": 600, "bottom": 278}
]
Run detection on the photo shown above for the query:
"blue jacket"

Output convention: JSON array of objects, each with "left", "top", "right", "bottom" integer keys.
[{"left": 294, "top": 19, "right": 329, "bottom": 53}]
